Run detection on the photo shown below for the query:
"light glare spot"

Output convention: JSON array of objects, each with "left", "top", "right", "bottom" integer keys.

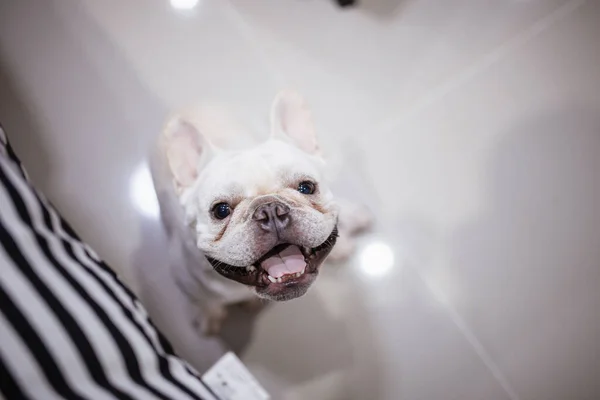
[
  {"left": 130, "top": 163, "right": 159, "bottom": 219},
  {"left": 170, "top": 0, "right": 199, "bottom": 10},
  {"left": 359, "top": 241, "right": 395, "bottom": 277}
]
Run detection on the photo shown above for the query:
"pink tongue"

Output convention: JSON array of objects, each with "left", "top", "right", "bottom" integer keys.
[{"left": 260, "top": 245, "right": 307, "bottom": 278}]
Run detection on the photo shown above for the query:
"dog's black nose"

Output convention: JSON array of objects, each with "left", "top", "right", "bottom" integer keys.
[{"left": 253, "top": 202, "right": 290, "bottom": 233}]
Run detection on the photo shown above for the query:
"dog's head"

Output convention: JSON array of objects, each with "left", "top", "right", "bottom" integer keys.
[{"left": 162, "top": 92, "right": 338, "bottom": 301}]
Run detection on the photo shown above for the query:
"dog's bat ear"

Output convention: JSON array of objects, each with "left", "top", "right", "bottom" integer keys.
[
  {"left": 162, "top": 112, "right": 218, "bottom": 189},
  {"left": 270, "top": 90, "right": 320, "bottom": 155}
]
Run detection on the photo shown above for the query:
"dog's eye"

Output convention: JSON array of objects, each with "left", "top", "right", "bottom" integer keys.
[
  {"left": 212, "top": 203, "right": 231, "bottom": 220},
  {"left": 297, "top": 181, "right": 316, "bottom": 195}
]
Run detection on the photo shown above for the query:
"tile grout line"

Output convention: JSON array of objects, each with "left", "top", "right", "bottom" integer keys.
[
  {"left": 376, "top": 0, "right": 587, "bottom": 134},
  {"left": 408, "top": 263, "right": 521, "bottom": 400}
]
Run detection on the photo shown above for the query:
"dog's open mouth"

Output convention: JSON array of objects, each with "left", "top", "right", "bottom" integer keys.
[{"left": 206, "top": 227, "right": 338, "bottom": 292}]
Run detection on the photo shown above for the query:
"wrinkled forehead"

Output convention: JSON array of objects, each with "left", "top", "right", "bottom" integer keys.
[{"left": 198, "top": 140, "right": 324, "bottom": 199}]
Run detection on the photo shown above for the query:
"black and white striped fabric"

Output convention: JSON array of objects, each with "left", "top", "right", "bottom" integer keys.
[{"left": 0, "top": 126, "right": 216, "bottom": 400}]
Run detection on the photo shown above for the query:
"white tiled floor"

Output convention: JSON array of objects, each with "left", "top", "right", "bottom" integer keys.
[{"left": 1, "top": 0, "right": 599, "bottom": 398}]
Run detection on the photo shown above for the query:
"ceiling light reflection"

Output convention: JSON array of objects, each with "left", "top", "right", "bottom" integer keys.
[
  {"left": 359, "top": 241, "right": 395, "bottom": 278},
  {"left": 130, "top": 163, "right": 160, "bottom": 219},
  {"left": 170, "top": 0, "right": 199, "bottom": 11}
]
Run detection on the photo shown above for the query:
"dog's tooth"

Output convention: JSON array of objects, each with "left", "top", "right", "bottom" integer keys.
[
  {"left": 267, "top": 275, "right": 276, "bottom": 283},
  {"left": 247, "top": 265, "right": 256, "bottom": 272},
  {"left": 277, "top": 277, "right": 282, "bottom": 283},
  {"left": 295, "top": 272, "right": 301, "bottom": 278}
]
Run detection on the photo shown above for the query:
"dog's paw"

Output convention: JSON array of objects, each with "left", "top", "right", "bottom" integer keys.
[
  {"left": 237, "top": 298, "right": 265, "bottom": 313},
  {"left": 193, "top": 304, "right": 228, "bottom": 336},
  {"left": 327, "top": 235, "right": 356, "bottom": 263},
  {"left": 350, "top": 205, "right": 374, "bottom": 234},
  {"left": 327, "top": 200, "right": 374, "bottom": 264},
  {"left": 337, "top": 200, "right": 374, "bottom": 235}
]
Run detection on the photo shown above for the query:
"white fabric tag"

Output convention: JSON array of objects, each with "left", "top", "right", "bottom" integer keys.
[{"left": 202, "top": 352, "right": 270, "bottom": 400}]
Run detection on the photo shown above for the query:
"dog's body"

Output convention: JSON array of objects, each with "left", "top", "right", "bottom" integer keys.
[
  {"left": 151, "top": 140, "right": 255, "bottom": 329},
  {"left": 151, "top": 92, "right": 369, "bottom": 334}
]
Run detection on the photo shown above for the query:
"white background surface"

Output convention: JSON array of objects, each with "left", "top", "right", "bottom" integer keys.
[{"left": 1, "top": 0, "right": 599, "bottom": 398}]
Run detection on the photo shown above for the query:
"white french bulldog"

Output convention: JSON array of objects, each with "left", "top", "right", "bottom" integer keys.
[{"left": 151, "top": 91, "right": 368, "bottom": 334}]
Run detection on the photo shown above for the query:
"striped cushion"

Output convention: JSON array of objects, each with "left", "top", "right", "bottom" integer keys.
[{"left": 0, "top": 126, "right": 216, "bottom": 400}]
